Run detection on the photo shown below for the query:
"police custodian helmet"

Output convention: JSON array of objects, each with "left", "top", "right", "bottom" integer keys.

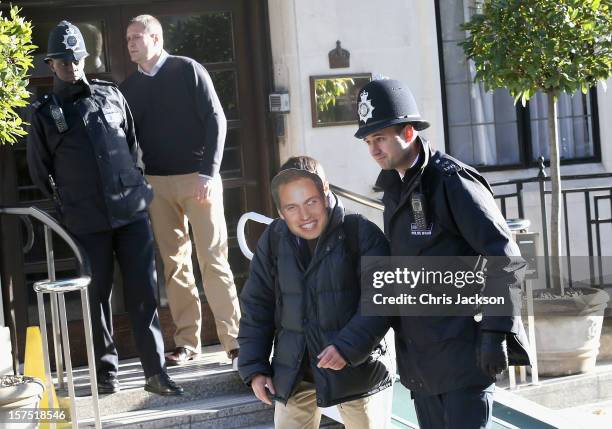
[
  {"left": 354, "top": 78, "right": 430, "bottom": 139},
  {"left": 44, "top": 21, "right": 89, "bottom": 62}
]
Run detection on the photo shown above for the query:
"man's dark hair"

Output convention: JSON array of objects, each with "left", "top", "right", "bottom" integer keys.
[
  {"left": 280, "top": 156, "right": 327, "bottom": 182},
  {"left": 270, "top": 168, "right": 325, "bottom": 210}
]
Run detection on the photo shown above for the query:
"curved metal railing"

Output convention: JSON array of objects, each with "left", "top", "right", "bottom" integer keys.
[
  {"left": 0, "top": 206, "right": 100, "bottom": 429},
  {"left": 237, "top": 212, "right": 274, "bottom": 260},
  {"left": 329, "top": 184, "right": 384, "bottom": 211},
  {"left": 0, "top": 206, "right": 90, "bottom": 277}
]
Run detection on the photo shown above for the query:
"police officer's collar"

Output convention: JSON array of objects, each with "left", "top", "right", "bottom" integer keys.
[
  {"left": 53, "top": 74, "right": 91, "bottom": 101},
  {"left": 375, "top": 136, "right": 431, "bottom": 190},
  {"left": 399, "top": 153, "right": 421, "bottom": 180}
]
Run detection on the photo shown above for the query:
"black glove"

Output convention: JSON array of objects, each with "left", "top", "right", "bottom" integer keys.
[{"left": 477, "top": 331, "right": 508, "bottom": 378}]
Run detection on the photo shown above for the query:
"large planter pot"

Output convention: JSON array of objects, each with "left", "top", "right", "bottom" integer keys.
[
  {"left": 527, "top": 287, "right": 610, "bottom": 376},
  {"left": 0, "top": 375, "right": 45, "bottom": 429},
  {"left": 596, "top": 287, "right": 612, "bottom": 361},
  {"left": 599, "top": 317, "right": 612, "bottom": 361}
]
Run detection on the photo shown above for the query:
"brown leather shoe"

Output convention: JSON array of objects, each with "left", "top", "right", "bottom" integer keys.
[{"left": 165, "top": 346, "right": 198, "bottom": 366}]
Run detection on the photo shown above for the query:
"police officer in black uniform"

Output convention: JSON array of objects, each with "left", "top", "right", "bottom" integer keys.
[
  {"left": 27, "top": 21, "right": 183, "bottom": 396},
  {"left": 354, "top": 79, "right": 532, "bottom": 429}
]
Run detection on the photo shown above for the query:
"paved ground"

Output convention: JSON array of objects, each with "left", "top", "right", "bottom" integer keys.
[{"left": 560, "top": 399, "right": 612, "bottom": 429}]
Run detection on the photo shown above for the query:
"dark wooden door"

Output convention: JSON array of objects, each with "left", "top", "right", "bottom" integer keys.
[{"left": 3, "top": 0, "right": 274, "bottom": 366}]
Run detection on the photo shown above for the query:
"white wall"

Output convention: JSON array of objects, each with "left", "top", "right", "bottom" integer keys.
[
  {"left": 268, "top": 1, "right": 612, "bottom": 258},
  {"left": 268, "top": 0, "right": 444, "bottom": 224}
]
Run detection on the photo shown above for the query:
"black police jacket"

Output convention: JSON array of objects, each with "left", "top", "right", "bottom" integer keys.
[
  {"left": 238, "top": 203, "right": 393, "bottom": 407},
  {"left": 27, "top": 77, "right": 153, "bottom": 234},
  {"left": 376, "top": 137, "right": 532, "bottom": 396}
]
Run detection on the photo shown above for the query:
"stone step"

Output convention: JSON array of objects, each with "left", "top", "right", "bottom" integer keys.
[
  {"left": 238, "top": 420, "right": 344, "bottom": 429},
  {"left": 236, "top": 424, "right": 275, "bottom": 429},
  {"left": 67, "top": 367, "right": 246, "bottom": 420},
  {"left": 78, "top": 391, "right": 273, "bottom": 428},
  {"left": 56, "top": 345, "right": 346, "bottom": 427},
  {"left": 79, "top": 393, "right": 346, "bottom": 429},
  {"left": 59, "top": 346, "right": 247, "bottom": 419},
  {"left": 240, "top": 425, "right": 275, "bottom": 429}
]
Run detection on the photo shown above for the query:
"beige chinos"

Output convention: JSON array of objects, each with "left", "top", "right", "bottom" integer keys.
[
  {"left": 146, "top": 172, "right": 240, "bottom": 354},
  {"left": 274, "top": 381, "right": 392, "bottom": 429}
]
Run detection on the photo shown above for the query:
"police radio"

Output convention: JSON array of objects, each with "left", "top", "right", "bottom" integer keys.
[
  {"left": 50, "top": 104, "right": 68, "bottom": 133},
  {"left": 411, "top": 192, "right": 428, "bottom": 230}
]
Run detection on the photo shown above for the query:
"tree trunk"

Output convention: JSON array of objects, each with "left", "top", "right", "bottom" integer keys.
[{"left": 547, "top": 91, "right": 563, "bottom": 294}]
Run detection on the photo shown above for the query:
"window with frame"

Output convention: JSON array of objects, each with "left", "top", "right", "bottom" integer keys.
[
  {"left": 30, "top": 20, "right": 109, "bottom": 77},
  {"left": 436, "top": 1, "right": 599, "bottom": 170}
]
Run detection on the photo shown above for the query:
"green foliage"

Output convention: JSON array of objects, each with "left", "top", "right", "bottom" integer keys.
[
  {"left": 315, "top": 78, "right": 354, "bottom": 113},
  {"left": 461, "top": 0, "right": 612, "bottom": 104},
  {"left": 0, "top": 5, "right": 35, "bottom": 144}
]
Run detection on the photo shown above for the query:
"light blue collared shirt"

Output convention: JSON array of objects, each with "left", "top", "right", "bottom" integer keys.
[{"left": 138, "top": 50, "right": 169, "bottom": 77}]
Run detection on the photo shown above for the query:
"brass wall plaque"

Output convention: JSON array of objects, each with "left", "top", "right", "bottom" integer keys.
[{"left": 310, "top": 73, "right": 371, "bottom": 127}]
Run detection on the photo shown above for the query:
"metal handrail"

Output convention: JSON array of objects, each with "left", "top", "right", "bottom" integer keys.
[
  {"left": 0, "top": 206, "right": 100, "bottom": 429},
  {"left": 330, "top": 184, "right": 529, "bottom": 231},
  {"left": 0, "top": 206, "right": 91, "bottom": 277},
  {"left": 238, "top": 186, "right": 531, "bottom": 257},
  {"left": 489, "top": 171, "right": 612, "bottom": 187},
  {"left": 237, "top": 212, "right": 273, "bottom": 260},
  {"left": 330, "top": 172, "right": 612, "bottom": 209},
  {"left": 489, "top": 163, "right": 612, "bottom": 289},
  {"left": 329, "top": 184, "right": 384, "bottom": 211},
  {"left": 236, "top": 188, "right": 382, "bottom": 262}
]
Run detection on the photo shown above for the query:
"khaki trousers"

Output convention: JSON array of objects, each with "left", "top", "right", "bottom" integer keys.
[
  {"left": 146, "top": 173, "right": 240, "bottom": 354},
  {"left": 274, "top": 381, "right": 392, "bottom": 429}
]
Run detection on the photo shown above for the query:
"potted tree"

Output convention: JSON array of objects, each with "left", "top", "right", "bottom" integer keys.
[
  {"left": 0, "top": 375, "right": 45, "bottom": 428},
  {"left": 462, "top": 0, "right": 611, "bottom": 375}
]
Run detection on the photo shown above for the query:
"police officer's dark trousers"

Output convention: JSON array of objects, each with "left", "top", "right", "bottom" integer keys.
[
  {"left": 412, "top": 383, "right": 494, "bottom": 429},
  {"left": 74, "top": 215, "right": 165, "bottom": 378}
]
